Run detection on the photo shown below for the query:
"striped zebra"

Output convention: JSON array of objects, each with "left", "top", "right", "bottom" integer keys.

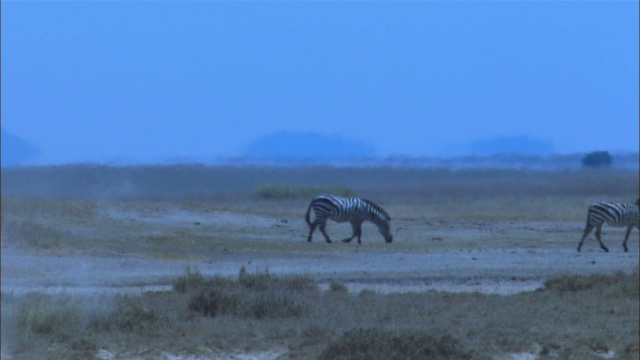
[
  {"left": 577, "top": 198, "right": 640, "bottom": 252},
  {"left": 305, "top": 193, "right": 393, "bottom": 244}
]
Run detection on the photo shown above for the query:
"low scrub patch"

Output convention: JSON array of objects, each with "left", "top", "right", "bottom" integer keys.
[
  {"left": 181, "top": 268, "right": 317, "bottom": 319},
  {"left": 17, "top": 294, "right": 82, "bottom": 336},
  {"left": 3, "top": 220, "right": 64, "bottom": 250},
  {"left": 102, "top": 296, "right": 160, "bottom": 332},
  {"left": 3, "top": 269, "right": 638, "bottom": 359},
  {"left": 319, "top": 328, "right": 472, "bottom": 360},
  {"left": 541, "top": 271, "right": 639, "bottom": 295}
]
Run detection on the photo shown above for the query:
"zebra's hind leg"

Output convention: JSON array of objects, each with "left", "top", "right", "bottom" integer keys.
[
  {"left": 319, "top": 222, "right": 332, "bottom": 243},
  {"left": 622, "top": 225, "right": 634, "bottom": 252},
  {"left": 578, "top": 223, "right": 594, "bottom": 252},
  {"left": 594, "top": 225, "right": 609, "bottom": 252},
  {"left": 307, "top": 222, "right": 319, "bottom": 242}
]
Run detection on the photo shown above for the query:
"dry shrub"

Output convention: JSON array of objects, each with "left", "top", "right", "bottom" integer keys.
[
  {"left": 17, "top": 295, "right": 75, "bottom": 335},
  {"left": 238, "top": 266, "right": 318, "bottom": 293},
  {"left": 3, "top": 220, "right": 64, "bottom": 250},
  {"left": 185, "top": 268, "right": 316, "bottom": 319},
  {"left": 542, "top": 271, "right": 639, "bottom": 295},
  {"left": 189, "top": 289, "right": 233, "bottom": 317},
  {"left": 102, "top": 296, "right": 159, "bottom": 332},
  {"left": 248, "top": 290, "right": 306, "bottom": 319},
  {"left": 318, "top": 328, "right": 472, "bottom": 360},
  {"left": 329, "top": 281, "right": 349, "bottom": 293}
]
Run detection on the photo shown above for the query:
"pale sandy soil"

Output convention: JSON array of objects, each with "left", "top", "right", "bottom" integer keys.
[
  {"left": 2, "top": 245, "right": 637, "bottom": 296},
  {"left": 2, "top": 200, "right": 638, "bottom": 360},
  {"left": 2, "top": 203, "right": 638, "bottom": 296}
]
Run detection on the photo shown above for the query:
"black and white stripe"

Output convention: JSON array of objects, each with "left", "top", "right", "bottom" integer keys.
[
  {"left": 577, "top": 198, "right": 639, "bottom": 252},
  {"left": 305, "top": 193, "right": 393, "bottom": 244}
]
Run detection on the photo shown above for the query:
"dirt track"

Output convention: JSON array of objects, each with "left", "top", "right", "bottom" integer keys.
[
  {"left": 2, "top": 242, "right": 637, "bottom": 296},
  {"left": 2, "top": 198, "right": 639, "bottom": 297},
  {"left": 2, "top": 173, "right": 639, "bottom": 359}
]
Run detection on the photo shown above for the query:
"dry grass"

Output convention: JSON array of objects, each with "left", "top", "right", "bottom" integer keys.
[
  {"left": 1, "top": 167, "right": 638, "bottom": 264},
  {"left": 2, "top": 269, "right": 638, "bottom": 359},
  {"left": 2, "top": 165, "right": 637, "bottom": 200},
  {"left": 1, "top": 165, "right": 639, "bottom": 358}
]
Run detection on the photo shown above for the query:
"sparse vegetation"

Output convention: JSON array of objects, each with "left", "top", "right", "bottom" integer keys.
[
  {"left": 255, "top": 183, "right": 355, "bottom": 199},
  {"left": 319, "top": 328, "right": 472, "bottom": 360},
  {"left": 541, "top": 271, "right": 639, "bottom": 296},
  {"left": 1, "top": 165, "right": 639, "bottom": 358},
  {"left": 183, "top": 267, "right": 316, "bottom": 319},
  {"left": 2, "top": 270, "right": 637, "bottom": 359},
  {"left": 2, "top": 164, "right": 637, "bottom": 200}
]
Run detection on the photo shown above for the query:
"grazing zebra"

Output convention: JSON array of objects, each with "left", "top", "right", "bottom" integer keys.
[
  {"left": 577, "top": 198, "right": 640, "bottom": 252},
  {"left": 305, "top": 193, "right": 393, "bottom": 244}
]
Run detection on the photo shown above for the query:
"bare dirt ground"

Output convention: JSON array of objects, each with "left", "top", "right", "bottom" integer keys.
[
  {"left": 1, "top": 168, "right": 639, "bottom": 359},
  {"left": 2, "top": 201, "right": 638, "bottom": 297}
]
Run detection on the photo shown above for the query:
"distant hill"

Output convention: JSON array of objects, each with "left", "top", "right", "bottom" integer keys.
[
  {"left": 468, "top": 135, "right": 553, "bottom": 155},
  {"left": 244, "top": 131, "right": 375, "bottom": 159},
  {"left": 1, "top": 130, "right": 40, "bottom": 166}
]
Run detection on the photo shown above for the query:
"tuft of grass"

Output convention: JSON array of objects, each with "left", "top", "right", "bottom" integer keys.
[
  {"left": 17, "top": 294, "right": 76, "bottom": 335},
  {"left": 173, "top": 268, "right": 209, "bottom": 293},
  {"left": 188, "top": 288, "right": 239, "bottom": 317},
  {"left": 4, "top": 267, "right": 638, "bottom": 359},
  {"left": 100, "top": 296, "right": 160, "bottom": 332},
  {"left": 183, "top": 268, "right": 316, "bottom": 319},
  {"left": 3, "top": 220, "right": 64, "bottom": 250},
  {"left": 254, "top": 183, "right": 355, "bottom": 199},
  {"left": 318, "top": 328, "right": 473, "bottom": 360},
  {"left": 329, "top": 281, "right": 349, "bottom": 293},
  {"left": 541, "top": 271, "right": 639, "bottom": 295}
]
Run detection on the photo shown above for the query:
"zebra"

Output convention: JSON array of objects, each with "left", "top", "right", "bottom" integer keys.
[
  {"left": 577, "top": 198, "right": 640, "bottom": 252},
  {"left": 305, "top": 193, "right": 393, "bottom": 244}
]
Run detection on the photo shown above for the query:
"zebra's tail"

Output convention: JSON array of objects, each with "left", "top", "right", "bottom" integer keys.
[{"left": 305, "top": 202, "right": 313, "bottom": 225}]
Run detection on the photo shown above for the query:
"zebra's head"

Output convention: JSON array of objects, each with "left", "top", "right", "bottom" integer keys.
[
  {"left": 379, "top": 223, "right": 393, "bottom": 243},
  {"left": 363, "top": 198, "right": 393, "bottom": 243}
]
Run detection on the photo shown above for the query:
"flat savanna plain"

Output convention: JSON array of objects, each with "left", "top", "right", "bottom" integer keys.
[{"left": 1, "top": 166, "right": 639, "bottom": 359}]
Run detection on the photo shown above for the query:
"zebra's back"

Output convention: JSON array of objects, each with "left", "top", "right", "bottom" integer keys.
[
  {"left": 311, "top": 194, "right": 380, "bottom": 222},
  {"left": 588, "top": 201, "right": 639, "bottom": 227}
]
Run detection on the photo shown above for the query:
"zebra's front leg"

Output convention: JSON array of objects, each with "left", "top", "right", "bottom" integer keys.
[
  {"left": 595, "top": 225, "right": 609, "bottom": 252},
  {"left": 622, "top": 225, "right": 633, "bottom": 252},
  {"left": 341, "top": 233, "right": 356, "bottom": 243},
  {"left": 342, "top": 221, "right": 361, "bottom": 244}
]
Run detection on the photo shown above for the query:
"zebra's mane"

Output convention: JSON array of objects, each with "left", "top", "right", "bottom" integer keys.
[{"left": 362, "top": 198, "right": 391, "bottom": 221}]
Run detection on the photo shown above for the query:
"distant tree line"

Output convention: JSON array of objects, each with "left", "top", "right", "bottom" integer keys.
[{"left": 582, "top": 151, "right": 612, "bottom": 168}]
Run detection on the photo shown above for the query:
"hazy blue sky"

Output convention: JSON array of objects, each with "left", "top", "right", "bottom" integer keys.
[{"left": 2, "top": 1, "right": 638, "bottom": 164}]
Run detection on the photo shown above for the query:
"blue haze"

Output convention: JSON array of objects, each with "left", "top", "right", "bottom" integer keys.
[{"left": 1, "top": 1, "right": 638, "bottom": 165}]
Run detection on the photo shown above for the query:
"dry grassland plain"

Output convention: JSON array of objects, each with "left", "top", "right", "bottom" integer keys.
[{"left": 1, "top": 165, "right": 639, "bottom": 359}]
